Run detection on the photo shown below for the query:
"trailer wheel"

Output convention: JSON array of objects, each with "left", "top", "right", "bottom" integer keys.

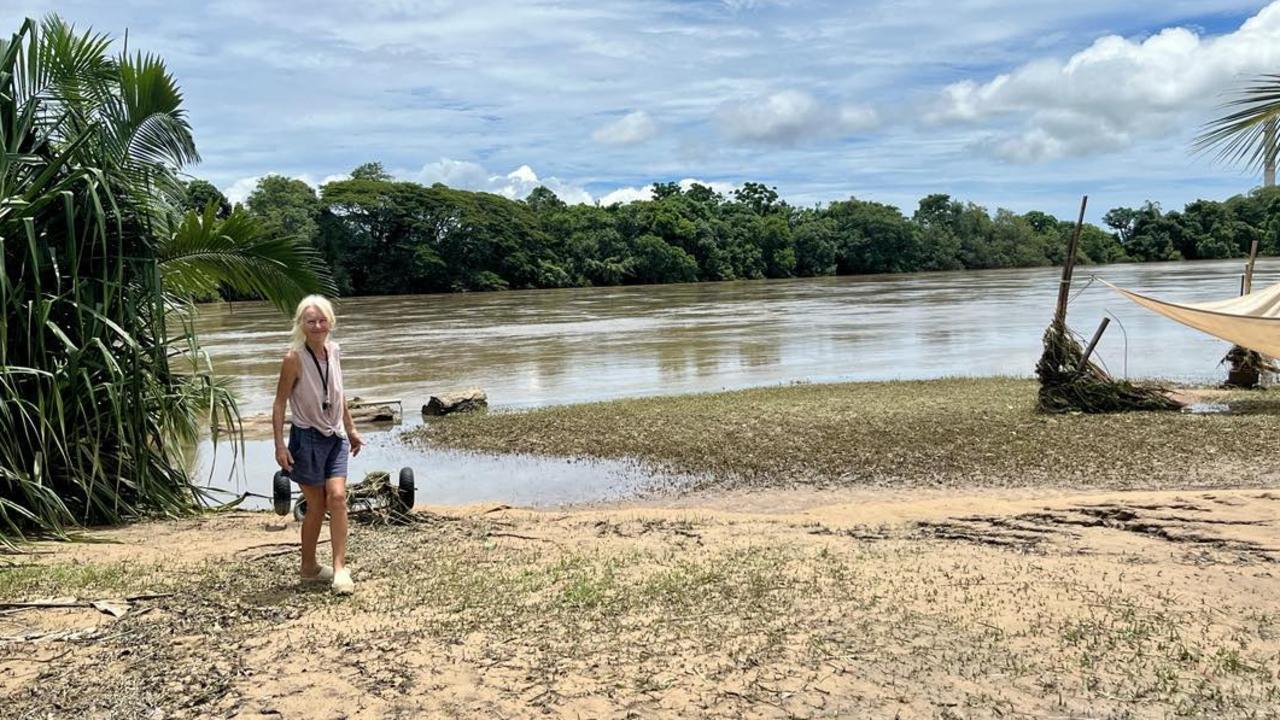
[
  {"left": 273, "top": 471, "right": 292, "bottom": 516},
  {"left": 397, "top": 467, "right": 415, "bottom": 511},
  {"left": 293, "top": 498, "right": 308, "bottom": 522}
]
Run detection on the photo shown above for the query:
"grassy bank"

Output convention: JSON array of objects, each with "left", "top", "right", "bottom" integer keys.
[{"left": 412, "top": 377, "right": 1280, "bottom": 493}]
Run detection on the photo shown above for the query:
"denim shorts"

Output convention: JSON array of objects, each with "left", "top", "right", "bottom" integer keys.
[{"left": 286, "top": 425, "right": 349, "bottom": 486}]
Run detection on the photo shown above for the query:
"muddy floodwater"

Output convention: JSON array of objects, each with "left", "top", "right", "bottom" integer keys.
[{"left": 193, "top": 259, "right": 1274, "bottom": 507}]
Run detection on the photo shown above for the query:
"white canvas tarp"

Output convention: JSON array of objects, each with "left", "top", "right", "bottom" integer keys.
[{"left": 1101, "top": 278, "right": 1280, "bottom": 357}]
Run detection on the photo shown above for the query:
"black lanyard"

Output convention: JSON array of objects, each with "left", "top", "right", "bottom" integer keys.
[{"left": 304, "top": 344, "right": 331, "bottom": 410}]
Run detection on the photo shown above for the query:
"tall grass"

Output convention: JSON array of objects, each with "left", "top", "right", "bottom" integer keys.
[{"left": 0, "top": 16, "right": 331, "bottom": 543}]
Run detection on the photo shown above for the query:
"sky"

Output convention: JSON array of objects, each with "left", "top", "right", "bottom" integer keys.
[{"left": 5, "top": 0, "right": 1280, "bottom": 221}]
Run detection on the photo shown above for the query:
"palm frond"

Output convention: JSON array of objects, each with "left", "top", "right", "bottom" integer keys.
[
  {"left": 157, "top": 204, "right": 336, "bottom": 312},
  {"left": 1193, "top": 74, "right": 1280, "bottom": 173}
]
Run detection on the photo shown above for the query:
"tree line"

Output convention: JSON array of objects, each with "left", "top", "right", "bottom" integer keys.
[{"left": 185, "top": 164, "right": 1280, "bottom": 297}]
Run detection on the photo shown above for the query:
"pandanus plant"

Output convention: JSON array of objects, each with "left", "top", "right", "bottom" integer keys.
[{"left": 0, "top": 16, "right": 333, "bottom": 543}]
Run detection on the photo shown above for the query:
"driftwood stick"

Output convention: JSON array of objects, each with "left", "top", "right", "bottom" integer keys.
[
  {"left": 1076, "top": 318, "right": 1111, "bottom": 373},
  {"left": 1054, "top": 195, "right": 1089, "bottom": 326}
]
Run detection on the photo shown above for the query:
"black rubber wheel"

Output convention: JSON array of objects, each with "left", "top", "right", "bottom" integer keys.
[
  {"left": 397, "top": 466, "right": 415, "bottom": 511},
  {"left": 293, "top": 498, "right": 308, "bottom": 522},
  {"left": 273, "top": 471, "right": 292, "bottom": 516}
]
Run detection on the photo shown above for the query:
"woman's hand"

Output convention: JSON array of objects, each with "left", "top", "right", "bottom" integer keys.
[
  {"left": 275, "top": 444, "right": 294, "bottom": 472},
  {"left": 349, "top": 430, "right": 364, "bottom": 457}
]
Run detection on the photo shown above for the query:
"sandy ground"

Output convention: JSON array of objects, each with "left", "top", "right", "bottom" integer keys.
[{"left": 4, "top": 486, "right": 1280, "bottom": 719}]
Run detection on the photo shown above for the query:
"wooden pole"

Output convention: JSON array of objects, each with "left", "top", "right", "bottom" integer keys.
[
  {"left": 1076, "top": 317, "right": 1111, "bottom": 374},
  {"left": 1054, "top": 195, "right": 1089, "bottom": 327},
  {"left": 1244, "top": 239, "right": 1259, "bottom": 294}
]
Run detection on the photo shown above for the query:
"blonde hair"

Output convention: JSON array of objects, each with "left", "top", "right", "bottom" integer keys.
[{"left": 290, "top": 294, "right": 337, "bottom": 351}]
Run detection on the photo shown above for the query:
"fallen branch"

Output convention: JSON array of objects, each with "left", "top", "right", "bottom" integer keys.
[
  {"left": 0, "top": 597, "right": 80, "bottom": 610},
  {"left": 238, "top": 540, "right": 329, "bottom": 561},
  {"left": 485, "top": 532, "right": 553, "bottom": 543},
  {"left": 0, "top": 648, "right": 72, "bottom": 663}
]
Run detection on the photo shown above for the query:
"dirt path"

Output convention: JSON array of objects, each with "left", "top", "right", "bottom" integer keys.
[{"left": 4, "top": 487, "right": 1280, "bottom": 719}]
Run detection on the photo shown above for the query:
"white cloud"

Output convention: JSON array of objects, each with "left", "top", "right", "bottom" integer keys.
[
  {"left": 222, "top": 176, "right": 261, "bottom": 205},
  {"left": 416, "top": 160, "right": 593, "bottom": 204},
  {"left": 934, "top": 1, "right": 1280, "bottom": 162},
  {"left": 599, "top": 186, "right": 653, "bottom": 205},
  {"left": 838, "top": 106, "right": 879, "bottom": 133},
  {"left": 592, "top": 110, "right": 659, "bottom": 145},
  {"left": 679, "top": 177, "right": 738, "bottom": 196},
  {"left": 716, "top": 90, "right": 878, "bottom": 144}
]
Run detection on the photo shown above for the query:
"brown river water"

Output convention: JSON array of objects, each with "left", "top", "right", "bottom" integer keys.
[{"left": 192, "top": 259, "right": 1274, "bottom": 508}]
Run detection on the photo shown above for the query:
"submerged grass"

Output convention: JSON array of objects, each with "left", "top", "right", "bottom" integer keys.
[{"left": 413, "top": 377, "right": 1280, "bottom": 492}]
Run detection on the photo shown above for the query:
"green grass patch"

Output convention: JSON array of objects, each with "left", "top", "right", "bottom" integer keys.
[
  {"left": 0, "top": 560, "right": 166, "bottom": 599},
  {"left": 412, "top": 377, "right": 1280, "bottom": 492}
]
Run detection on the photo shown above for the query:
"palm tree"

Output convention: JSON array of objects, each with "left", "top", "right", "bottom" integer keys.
[
  {"left": 1194, "top": 74, "right": 1280, "bottom": 187},
  {"left": 0, "top": 16, "right": 333, "bottom": 543}
]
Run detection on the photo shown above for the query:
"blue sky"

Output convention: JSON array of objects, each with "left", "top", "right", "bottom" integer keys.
[{"left": 5, "top": 0, "right": 1280, "bottom": 221}]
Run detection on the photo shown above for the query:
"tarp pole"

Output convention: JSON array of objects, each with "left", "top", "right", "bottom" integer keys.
[
  {"left": 1244, "top": 239, "right": 1259, "bottom": 294},
  {"left": 1054, "top": 195, "right": 1089, "bottom": 327}
]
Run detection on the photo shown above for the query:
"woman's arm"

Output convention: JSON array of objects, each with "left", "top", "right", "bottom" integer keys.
[
  {"left": 343, "top": 401, "right": 364, "bottom": 457},
  {"left": 272, "top": 351, "right": 300, "bottom": 470}
]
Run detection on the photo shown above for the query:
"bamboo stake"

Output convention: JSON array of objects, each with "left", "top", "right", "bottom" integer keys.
[
  {"left": 1054, "top": 195, "right": 1089, "bottom": 327},
  {"left": 1244, "top": 239, "right": 1259, "bottom": 294}
]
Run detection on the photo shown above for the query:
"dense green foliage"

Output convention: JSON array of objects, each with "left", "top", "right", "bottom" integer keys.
[
  {"left": 239, "top": 169, "right": 1280, "bottom": 296},
  {"left": 0, "top": 17, "right": 331, "bottom": 542}
]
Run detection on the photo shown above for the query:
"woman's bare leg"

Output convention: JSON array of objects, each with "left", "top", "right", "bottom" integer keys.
[
  {"left": 326, "top": 477, "right": 348, "bottom": 572},
  {"left": 300, "top": 484, "right": 327, "bottom": 576}
]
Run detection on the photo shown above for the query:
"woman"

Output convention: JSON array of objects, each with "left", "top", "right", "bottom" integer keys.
[{"left": 272, "top": 295, "right": 364, "bottom": 595}]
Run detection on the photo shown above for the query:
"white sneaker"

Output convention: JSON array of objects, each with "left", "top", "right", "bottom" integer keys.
[{"left": 332, "top": 568, "right": 354, "bottom": 595}]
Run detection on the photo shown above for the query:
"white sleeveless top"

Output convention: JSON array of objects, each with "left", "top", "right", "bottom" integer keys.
[{"left": 290, "top": 341, "right": 345, "bottom": 436}]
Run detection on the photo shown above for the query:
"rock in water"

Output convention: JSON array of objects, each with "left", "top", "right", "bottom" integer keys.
[
  {"left": 422, "top": 388, "right": 488, "bottom": 416},
  {"left": 352, "top": 404, "right": 397, "bottom": 423}
]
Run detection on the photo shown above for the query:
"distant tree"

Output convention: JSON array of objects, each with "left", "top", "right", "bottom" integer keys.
[
  {"left": 828, "top": 198, "right": 921, "bottom": 274},
  {"left": 525, "top": 185, "right": 566, "bottom": 215},
  {"left": 1102, "top": 206, "right": 1141, "bottom": 245},
  {"left": 246, "top": 176, "right": 322, "bottom": 243},
  {"left": 759, "top": 214, "right": 796, "bottom": 277},
  {"left": 684, "top": 183, "right": 723, "bottom": 205},
  {"left": 1075, "top": 224, "right": 1129, "bottom": 264},
  {"left": 792, "top": 214, "right": 837, "bottom": 276},
  {"left": 733, "top": 182, "right": 781, "bottom": 215},
  {"left": 1022, "top": 210, "right": 1058, "bottom": 234},
  {"left": 630, "top": 234, "right": 698, "bottom": 283},
  {"left": 350, "top": 161, "right": 393, "bottom": 182},
  {"left": 184, "top": 179, "right": 231, "bottom": 218},
  {"left": 913, "top": 194, "right": 964, "bottom": 271},
  {"left": 651, "top": 181, "right": 682, "bottom": 201}
]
